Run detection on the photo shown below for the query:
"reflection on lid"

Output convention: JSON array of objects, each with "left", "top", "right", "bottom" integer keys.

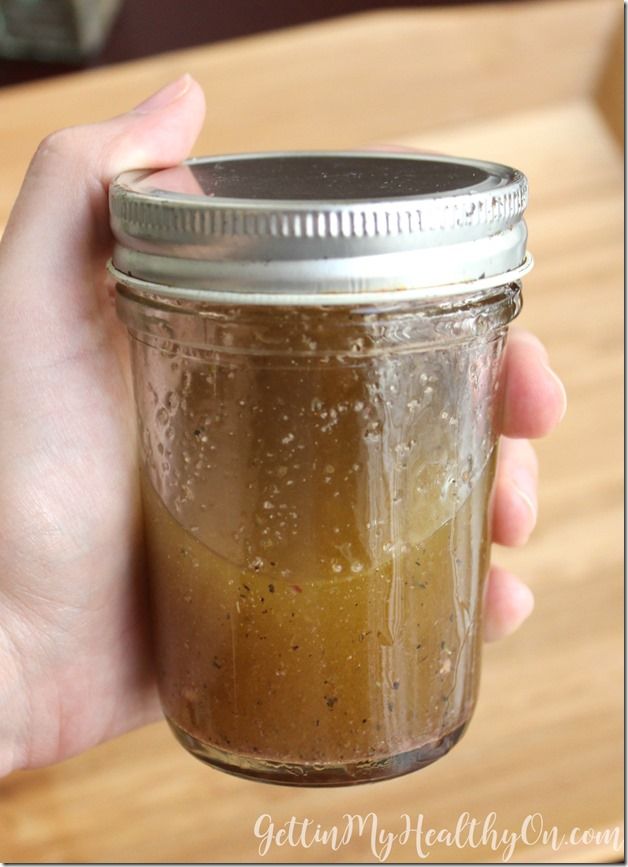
[{"left": 133, "top": 153, "right": 493, "bottom": 203}]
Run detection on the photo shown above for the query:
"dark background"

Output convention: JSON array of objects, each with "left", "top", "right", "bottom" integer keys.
[{"left": 0, "top": 0, "right": 523, "bottom": 87}]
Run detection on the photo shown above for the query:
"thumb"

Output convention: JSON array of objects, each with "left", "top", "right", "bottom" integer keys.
[{"left": 0, "top": 74, "right": 206, "bottom": 357}]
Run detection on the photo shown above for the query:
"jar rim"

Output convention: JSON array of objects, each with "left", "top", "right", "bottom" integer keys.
[{"left": 108, "top": 253, "right": 532, "bottom": 308}]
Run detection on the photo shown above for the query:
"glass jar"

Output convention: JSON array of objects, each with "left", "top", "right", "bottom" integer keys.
[{"left": 109, "top": 152, "right": 531, "bottom": 786}]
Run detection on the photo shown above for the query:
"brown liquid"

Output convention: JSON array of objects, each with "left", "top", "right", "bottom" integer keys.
[
  {"left": 142, "top": 456, "right": 492, "bottom": 782},
  {"left": 133, "top": 304, "right": 501, "bottom": 785}
]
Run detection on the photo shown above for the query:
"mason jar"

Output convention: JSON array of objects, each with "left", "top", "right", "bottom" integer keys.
[{"left": 109, "top": 152, "right": 531, "bottom": 786}]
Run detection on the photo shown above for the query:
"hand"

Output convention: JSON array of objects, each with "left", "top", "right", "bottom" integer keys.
[
  {"left": 486, "top": 329, "right": 566, "bottom": 640},
  {"left": 0, "top": 76, "right": 566, "bottom": 776}
]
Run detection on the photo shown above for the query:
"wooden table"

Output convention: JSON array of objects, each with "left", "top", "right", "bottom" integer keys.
[{"left": 0, "top": 1, "right": 623, "bottom": 862}]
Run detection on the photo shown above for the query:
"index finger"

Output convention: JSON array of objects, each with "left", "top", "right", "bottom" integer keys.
[{"left": 501, "top": 329, "right": 567, "bottom": 438}]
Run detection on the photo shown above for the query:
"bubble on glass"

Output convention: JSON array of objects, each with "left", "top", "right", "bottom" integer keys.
[{"left": 165, "top": 391, "right": 179, "bottom": 412}]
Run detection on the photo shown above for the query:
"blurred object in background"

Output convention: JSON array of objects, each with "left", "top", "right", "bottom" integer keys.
[
  {"left": 0, "top": 0, "right": 124, "bottom": 62},
  {"left": 0, "top": 0, "right": 525, "bottom": 87}
]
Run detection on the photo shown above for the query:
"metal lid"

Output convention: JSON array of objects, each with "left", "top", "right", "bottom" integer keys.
[{"left": 109, "top": 151, "right": 531, "bottom": 304}]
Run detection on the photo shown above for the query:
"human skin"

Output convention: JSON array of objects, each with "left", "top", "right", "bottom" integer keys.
[{"left": 0, "top": 76, "right": 566, "bottom": 777}]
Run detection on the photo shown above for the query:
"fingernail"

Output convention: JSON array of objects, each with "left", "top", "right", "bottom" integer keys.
[
  {"left": 540, "top": 359, "right": 568, "bottom": 423},
  {"left": 133, "top": 74, "right": 192, "bottom": 114},
  {"left": 510, "top": 469, "right": 537, "bottom": 524}
]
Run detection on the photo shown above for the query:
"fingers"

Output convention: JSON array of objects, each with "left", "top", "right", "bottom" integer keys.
[
  {"left": 0, "top": 75, "right": 206, "bottom": 361},
  {"left": 488, "top": 329, "right": 563, "bottom": 637},
  {"left": 488, "top": 437, "right": 539, "bottom": 640},
  {"left": 492, "top": 436, "right": 538, "bottom": 546},
  {"left": 483, "top": 566, "right": 535, "bottom": 642},
  {"left": 502, "top": 329, "right": 567, "bottom": 438}
]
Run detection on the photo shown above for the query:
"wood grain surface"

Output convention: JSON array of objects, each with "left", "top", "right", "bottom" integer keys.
[{"left": 0, "top": 1, "right": 623, "bottom": 863}]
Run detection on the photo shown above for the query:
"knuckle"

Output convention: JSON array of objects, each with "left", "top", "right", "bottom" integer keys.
[
  {"left": 520, "top": 438, "right": 539, "bottom": 475},
  {"left": 499, "top": 435, "right": 538, "bottom": 476},
  {"left": 33, "top": 126, "right": 85, "bottom": 166}
]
